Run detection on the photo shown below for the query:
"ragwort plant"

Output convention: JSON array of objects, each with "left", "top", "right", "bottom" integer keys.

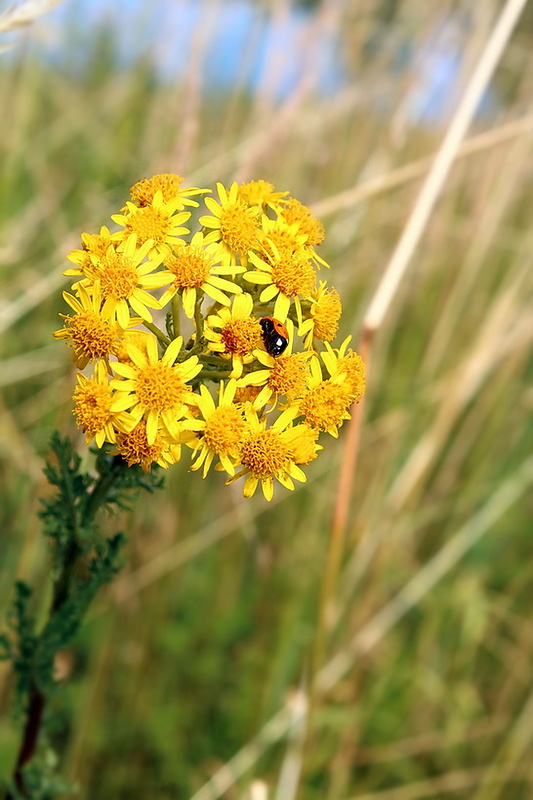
[{"left": 2, "top": 174, "right": 365, "bottom": 797}]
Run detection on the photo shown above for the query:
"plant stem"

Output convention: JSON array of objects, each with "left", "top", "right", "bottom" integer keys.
[
  {"left": 194, "top": 292, "right": 204, "bottom": 343},
  {"left": 297, "top": 334, "right": 372, "bottom": 795},
  {"left": 171, "top": 294, "right": 181, "bottom": 339},
  {"left": 10, "top": 462, "right": 126, "bottom": 795},
  {"left": 142, "top": 320, "right": 171, "bottom": 347},
  {"left": 12, "top": 684, "right": 45, "bottom": 795}
]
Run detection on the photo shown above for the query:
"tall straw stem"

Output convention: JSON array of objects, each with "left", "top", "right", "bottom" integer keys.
[{"left": 299, "top": 0, "right": 528, "bottom": 787}]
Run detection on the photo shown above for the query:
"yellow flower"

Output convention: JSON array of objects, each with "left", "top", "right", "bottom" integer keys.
[
  {"left": 113, "top": 420, "right": 182, "bottom": 472},
  {"left": 237, "top": 180, "right": 288, "bottom": 211},
  {"left": 185, "top": 380, "right": 248, "bottom": 477},
  {"left": 199, "top": 182, "right": 260, "bottom": 266},
  {"left": 243, "top": 351, "right": 313, "bottom": 410},
  {"left": 229, "top": 407, "right": 306, "bottom": 501},
  {"left": 261, "top": 208, "right": 329, "bottom": 270},
  {"left": 203, "top": 293, "right": 263, "bottom": 378},
  {"left": 244, "top": 233, "right": 316, "bottom": 323},
  {"left": 157, "top": 231, "right": 244, "bottom": 318},
  {"left": 110, "top": 334, "right": 201, "bottom": 445},
  {"left": 115, "top": 329, "right": 155, "bottom": 364},
  {"left": 234, "top": 384, "right": 263, "bottom": 405},
  {"left": 64, "top": 226, "right": 115, "bottom": 277},
  {"left": 53, "top": 282, "right": 128, "bottom": 368},
  {"left": 258, "top": 215, "right": 309, "bottom": 259},
  {"left": 297, "top": 354, "right": 355, "bottom": 437},
  {"left": 321, "top": 337, "right": 366, "bottom": 403},
  {"left": 79, "top": 234, "right": 171, "bottom": 328},
  {"left": 111, "top": 190, "right": 191, "bottom": 255},
  {"left": 129, "top": 173, "right": 207, "bottom": 209},
  {"left": 283, "top": 423, "right": 322, "bottom": 465},
  {"left": 73, "top": 361, "right": 133, "bottom": 448},
  {"left": 239, "top": 322, "right": 313, "bottom": 409},
  {"left": 279, "top": 198, "right": 325, "bottom": 246},
  {"left": 299, "top": 281, "right": 342, "bottom": 348}
]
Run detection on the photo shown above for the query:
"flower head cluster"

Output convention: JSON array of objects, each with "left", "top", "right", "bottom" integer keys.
[{"left": 55, "top": 174, "right": 365, "bottom": 500}]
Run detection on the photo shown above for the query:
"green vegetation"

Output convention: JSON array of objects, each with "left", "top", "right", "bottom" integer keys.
[{"left": 1, "top": 2, "right": 532, "bottom": 798}]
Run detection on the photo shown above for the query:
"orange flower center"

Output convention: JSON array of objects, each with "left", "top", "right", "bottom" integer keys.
[
  {"left": 66, "top": 312, "right": 117, "bottom": 360},
  {"left": 271, "top": 256, "right": 315, "bottom": 298},
  {"left": 135, "top": 363, "right": 190, "bottom": 411},
  {"left": 221, "top": 318, "right": 262, "bottom": 356},
  {"left": 165, "top": 246, "right": 212, "bottom": 289},
  {"left": 203, "top": 406, "right": 247, "bottom": 454},
  {"left": 219, "top": 203, "right": 259, "bottom": 254},
  {"left": 125, "top": 206, "right": 172, "bottom": 245},
  {"left": 98, "top": 251, "right": 139, "bottom": 300},
  {"left": 240, "top": 429, "right": 291, "bottom": 479},
  {"left": 268, "top": 354, "right": 310, "bottom": 401},
  {"left": 115, "top": 421, "right": 165, "bottom": 471},
  {"left": 74, "top": 381, "right": 113, "bottom": 434}
]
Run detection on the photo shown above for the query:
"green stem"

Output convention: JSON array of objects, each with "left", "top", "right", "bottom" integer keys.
[
  {"left": 142, "top": 320, "right": 171, "bottom": 347},
  {"left": 9, "top": 456, "right": 127, "bottom": 794},
  {"left": 194, "top": 291, "right": 204, "bottom": 343},
  {"left": 171, "top": 294, "right": 181, "bottom": 339},
  {"left": 199, "top": 354, "right": 230, "bottom": 367},
  {"left": 197, "top": 368, "right": 233, "bottom": 381},
  {"left": 84, "top": 460, "right": 125, "bottom": 523}
]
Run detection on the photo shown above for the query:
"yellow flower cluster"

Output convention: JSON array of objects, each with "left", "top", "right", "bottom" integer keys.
[{"left": 55, "top": 174, "right": 365, "bottom": 500}]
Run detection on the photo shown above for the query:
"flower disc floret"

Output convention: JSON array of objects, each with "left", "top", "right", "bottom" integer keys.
[
  {"left": 204, "top": 406, "right": 246, "bottom": 454},
  {"left": 204, "top": 293, "right": 263, "bottom": 377},
  {"left": 271, "top": 256, "right": 316, "bottom": 300},
  {"left": 240, "top": 429, "right": 292, "bottom": 480},
  {"left": 259, "top": 218, "right": 308, "bottom": 261},
  {"left": 135, "top": 363, "right": 188, "bottom": 409},
  {"left": 312, "top": 286, "right": 341, "bottom": 341},
  {"left": 114, "top": 421, "right": 179, "bottom": 472},
  {"left": 131, "top": 173, "right": 184, "bottom": 205},
  {"left": 267, "top": 354, "right": 311, "bottom": 401},
  {"left": 60, "top": 312, "right": 116, "bottom": 366},
  {"left": 298, "top": 380, "right": 352, "bottom": 437},
  {"left": 165, "top": 245, "right": 211, "bottom": 288},
  {"left": 74, "top": 377, "right": 112, "bottom": 443},
  {"left": 221, "top": 319, "right": 262, "bottom": 356},
  {"left": 98, "top": 249, "right": 138, "bottom": 299}
]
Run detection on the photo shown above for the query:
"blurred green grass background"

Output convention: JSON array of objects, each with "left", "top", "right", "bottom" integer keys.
[{"left": 1, "top": 1, "right": 533, "bottom": 798}]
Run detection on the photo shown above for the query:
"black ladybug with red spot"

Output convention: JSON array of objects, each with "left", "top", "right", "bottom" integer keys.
[{"left": 259, "top": 316, "right": 289, "bottom": 357}]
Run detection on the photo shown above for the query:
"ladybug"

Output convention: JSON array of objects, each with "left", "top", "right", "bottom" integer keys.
[{"left": 259, "top": 316, "right": 289, "bottom": 357}]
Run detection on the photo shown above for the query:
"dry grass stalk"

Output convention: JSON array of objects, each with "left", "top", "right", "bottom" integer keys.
[
  {"left": 299, "top": 0, "right": 529, "bottom": 772},
  {"left": 311, "top": 113, "right": 533, "bottom": 219},
  {"left": 0, "top": 0, "right": 65, "bottom": 35}
]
